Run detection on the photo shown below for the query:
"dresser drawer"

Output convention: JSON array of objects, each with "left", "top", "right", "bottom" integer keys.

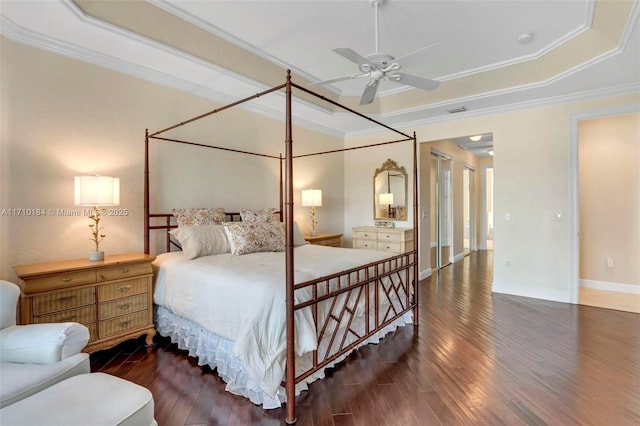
[
  {"left": 24, "top": 270, "right": 96, "bottom": 294},
  {"left": 353, "top": 230, "right": 377, "bottom": 241},
  {"left": 99, "top": 311, "right": 148, "bottom": 338},
  {"left": 99, "top": 294, "right": 147, "bottom": 320},
  {"left": 97, "top": 277, "right": 149, "bottom": 302},
  {"left": 32, "top": 287, "right": 96, "bottom": 315},
  {"left": 354, "top": 239, "right": 377, "bottom": 250},
  {"left": 377, "top": 241, "right": 402, "bottom": 253},
  {"left": 377, "top": 231, "right": 403, "bottom": 242},
  {"left": 97, "top": 263, "right": 152, "bottom": 282},
  {"left": 34, "top": 305, "right": 96, "bottom": 324}
]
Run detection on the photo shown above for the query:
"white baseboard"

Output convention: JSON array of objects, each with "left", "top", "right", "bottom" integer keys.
[
  {"left": 419, "top": 268, "right": 432, "bottom": 280},
  {"left": 579, "top": 279, "right": 640, "bottom": 294},
  {"left": 453, "top": 252, "right": 465, "bottom": 263},
  {"left": 492, "top": 281, "right": 572, "bottom": 304}
]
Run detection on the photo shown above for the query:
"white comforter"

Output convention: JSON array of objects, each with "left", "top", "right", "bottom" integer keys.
[{"left": 153, "top": 244, "right": 395, "bottom": 397}]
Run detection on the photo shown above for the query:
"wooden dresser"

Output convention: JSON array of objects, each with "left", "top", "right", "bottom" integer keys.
[
  {"left": 352, "top": 226, "right": 414, "bottom": 254},
  {"left": 14, "top": 253, "right": 156, "bottom": 353},
  {"left": 304, "top": 232, "right": 343, "bottom": 247}
]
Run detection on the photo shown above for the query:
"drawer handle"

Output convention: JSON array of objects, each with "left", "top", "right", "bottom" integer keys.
[
  {"left": 59, "top": 315, "right": 77, "bottom": 322},
  {"left": 386, "top": 246, "right": 391, "bottom": 249},
  {"left": 118, "top": 285, "right": 132, "bottom": 292},
  {"left": 61, "top": 278, "right": 72, "bottom": 283},
  {"left": 386, "top": 235, "right": 390, "bottom": 238},
  {"left": 364, "top": 234, "right": 369, "bottom": 237},
  {"left": 118, "top": 303, "right": 131, "bottom": 310},
  {"left": 119, "top": 269, "right": 129, "bottom": 274},
  {"left": 120, "top": 320, "right": 131, "bottom": 327},
  {"left": 57, "top": 295, "right": 76, "bottom": 303}
]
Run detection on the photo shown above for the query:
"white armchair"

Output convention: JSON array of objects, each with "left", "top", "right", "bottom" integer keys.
[{"left": 0, "top": 280, "right": 90, "bottom": 408}]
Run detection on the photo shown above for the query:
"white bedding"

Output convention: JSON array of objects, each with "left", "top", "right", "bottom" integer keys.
[{"left": 153, "top": 244, "right": 408, "bottom": 399}]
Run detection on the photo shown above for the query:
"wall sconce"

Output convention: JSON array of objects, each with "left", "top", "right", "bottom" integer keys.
[
  {"left": 301, "top": 189, "right": 322, "bottom": 236},
  {"left": 74, "top": 175, "right": 120, "bottom": 261},
  {"left": 379, "top": 192, "right": 394, "bottom": 218}
]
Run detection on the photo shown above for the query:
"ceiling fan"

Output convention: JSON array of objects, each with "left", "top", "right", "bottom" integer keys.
[{"left": 309, "top": 0, "right": 440, "bottom": 105}]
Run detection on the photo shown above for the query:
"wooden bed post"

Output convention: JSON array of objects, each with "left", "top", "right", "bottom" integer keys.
[
  {"left": 284, "top": 70, "right": 297, "bottom": 425},
  {"left": 412, "top": 132, "right": 419, "bottom": 325},
  {"left": 144, "top": 129, "right": 150, "bottom": 255},
  {"left": 280, "top": 153, "right": 284, "bottom": 222}
]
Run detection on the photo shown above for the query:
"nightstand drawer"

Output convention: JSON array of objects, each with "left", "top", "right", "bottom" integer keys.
[
  {"left": 24, "top": 270, "right": 96, "bottom": 294},
  {"left": 353, "top": 230, "right": 377, "bottom": 240},
  {"left": 34, "top": 305, "right": 96, "bottom": 324},
  {"left": 97, "top": 277, "right": 148, "bottom": 302},
  {"left": 99, "top": 311, "right": 148, "bottom": 338},
  {"left": 32, "top": 287, "right": 96, "bottom": 315},
  {"left": 99, "top": 294, "right": 147, "bottom": 320},
  {"left": 355, "top": 239, "right": 377, "bottom": 250},
  {"left": 97, "top": 263, "right": 152, "bottom": 282}
]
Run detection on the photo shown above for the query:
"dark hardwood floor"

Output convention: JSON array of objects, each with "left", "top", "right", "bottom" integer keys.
[{"left": 91, "top": 251, "right": 640, "bottom": 425}]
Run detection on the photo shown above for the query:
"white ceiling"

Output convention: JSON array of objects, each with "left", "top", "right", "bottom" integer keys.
[
  {"left": 1, "top": 0, "right": 639, "bottom": 138},
  {"left": 154, "top": 0, "right": 591, "bottom": 96}
]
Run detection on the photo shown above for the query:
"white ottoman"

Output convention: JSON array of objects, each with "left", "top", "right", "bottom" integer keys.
[{"left": 0, "top": 373, "right": 156, "bottom": 426}]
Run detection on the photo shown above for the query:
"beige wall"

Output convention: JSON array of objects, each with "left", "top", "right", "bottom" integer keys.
[
  {"left": 579, "top": 112, "right": 639, "bottom": 286},
  {"left": 0, "top": 37, "right": 344, "bottom": 280},
  {"left": 345, "top": 94, "right": 639, "bottom": 301}
]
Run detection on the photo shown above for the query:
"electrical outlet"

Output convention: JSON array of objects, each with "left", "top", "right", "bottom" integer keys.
[
  {"left": 505, "top": 260, "right": 511, "bottom": 268},
  {"left": 505, "top": 212, "right": 511, "bottom": 221},
  {"left": 606, "top": 258, "right": 614, "bottom": 268}
]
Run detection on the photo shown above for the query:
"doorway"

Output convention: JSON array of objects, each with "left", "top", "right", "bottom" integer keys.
[
  {"left": 484, "top": 167, "right": 494, "bottom": 250},
  {"left": 430, "top": 151, "right": 453, "bottom": 269},
  {"left": 463, "top": 165, "right": 475, "bottom": 255}
]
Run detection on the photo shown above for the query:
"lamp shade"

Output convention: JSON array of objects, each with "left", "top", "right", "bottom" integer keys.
[
  {"left": 74, "top": 176, "right": 120, "bottom": 206},
  {"left": 301, "top": 189, "right": 322, "bottom": 207},
  {"left": 379, "top": 192, "right": 394, "bottom": 205}
]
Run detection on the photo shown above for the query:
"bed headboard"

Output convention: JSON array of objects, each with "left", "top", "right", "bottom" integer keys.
[{"left": 147, "top": 211, "right": 281, "bottom": 254}]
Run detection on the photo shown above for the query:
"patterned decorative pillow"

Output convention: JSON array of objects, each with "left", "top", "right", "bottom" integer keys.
[
  {"left": 239, "top": 208, "right": 277, "bottom": 223},
  {"left": 224, "top": 221, "right": 285, "bottom": 256},
  {"left": 172, "top": 208, "right": 226, "bottom": 227},
  {"left": 169, "top": 224, "right": 230, "bottom": 260}
]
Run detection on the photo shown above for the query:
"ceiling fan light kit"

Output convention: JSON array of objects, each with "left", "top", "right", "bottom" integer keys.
[{"left": 309, "top": 0, "right": 440, "bottom": 105}]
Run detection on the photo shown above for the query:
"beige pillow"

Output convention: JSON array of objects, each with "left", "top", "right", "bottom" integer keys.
[
  {"left": 239, "top": 208, "right": 277, "bottom": 223},
  {"left": 172, "top": 208, "right": 226, "bottom": 227},
  {"left": 170, "top": 224, "right": 230, "bottom": 259},
  {"left": 224, "top": 221, "right": 285, "bottom": 256}
]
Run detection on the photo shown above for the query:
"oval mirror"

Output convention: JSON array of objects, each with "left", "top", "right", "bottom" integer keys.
[{"left": 373, "top": 159, "right": 408, "bottom": 221}]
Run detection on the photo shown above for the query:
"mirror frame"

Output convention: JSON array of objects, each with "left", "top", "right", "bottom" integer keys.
[{"left": 373, "top": 159, "right": 408, "bottom": 221}]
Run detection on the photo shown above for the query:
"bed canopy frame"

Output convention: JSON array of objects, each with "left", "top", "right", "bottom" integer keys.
[{"left": 144, "top": 70, "right": 419, "bottom": 424}]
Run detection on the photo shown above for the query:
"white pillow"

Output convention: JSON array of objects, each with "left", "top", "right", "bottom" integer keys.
[
  {"left": 224, "top": 221, "right": 285, "bottom": 256},
  {"left": 170, "top": 224, "right": 230, "bottom": 260},
  {"left": 291, "top": 221, "right": 309, "bottom": 247}
]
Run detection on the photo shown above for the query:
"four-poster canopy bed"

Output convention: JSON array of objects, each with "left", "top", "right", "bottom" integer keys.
[{"left": 144, "top": 70, "right": 419, "bottom": 424}]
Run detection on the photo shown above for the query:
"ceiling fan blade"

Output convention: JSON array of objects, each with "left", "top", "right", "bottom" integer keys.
[
  {"left": 393, "top": 43, "right": 438, "bottom": 70},
  {"left": 333, "top": 48, "right": 374, "bottom": 67},
  {"left": 393, "top": 73, "right": 440, "bottom": 91},
  {"left": 308, "top": 73, "right": 370, "bottom": 86},
  {"left": 359, "top": 80, "right": 379, "bottom": 105}
]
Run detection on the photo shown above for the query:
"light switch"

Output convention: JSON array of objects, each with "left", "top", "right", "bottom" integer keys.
[{"left": 504, "top": 212, "right": 511, "bottom": 221}]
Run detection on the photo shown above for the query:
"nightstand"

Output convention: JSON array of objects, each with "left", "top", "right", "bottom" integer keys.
[
  {"left": 304, "top": 233, "right": 343, "bottom": 247},
  {"left": 14, "top": 253, "right": 156, "bottom": 354}
]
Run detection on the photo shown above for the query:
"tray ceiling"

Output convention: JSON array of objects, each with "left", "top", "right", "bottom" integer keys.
[{"left": 1, "top": 0, "right": 638, "bottom": 137}]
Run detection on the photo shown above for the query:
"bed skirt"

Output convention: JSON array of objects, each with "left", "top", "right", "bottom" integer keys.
[{"left": 155, "top": 305, "right": 412, "bottom": 409}]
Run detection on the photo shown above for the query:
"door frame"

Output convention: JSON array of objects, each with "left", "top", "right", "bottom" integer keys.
[{"left": 568, "top": 103, "right": 639, "bottom": 304}]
